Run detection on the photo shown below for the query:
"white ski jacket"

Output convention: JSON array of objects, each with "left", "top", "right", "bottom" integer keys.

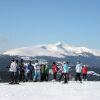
[{"left": 75, "top": 63, "right": 82, "bottom": 73}]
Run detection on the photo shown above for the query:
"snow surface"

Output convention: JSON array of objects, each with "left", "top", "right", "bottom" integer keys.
[
  {"left": 3, "top": 42, "right": 100, "bottom": 57},
  {"left": 0, "top": 81, "right": 100, "bottom": 100}
]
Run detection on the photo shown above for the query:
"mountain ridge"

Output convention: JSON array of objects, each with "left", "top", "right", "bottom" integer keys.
[{"left": 3, "top": 42, "right": 100, "bottom": 57}]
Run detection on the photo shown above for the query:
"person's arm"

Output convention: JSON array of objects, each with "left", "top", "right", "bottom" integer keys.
[
  {"left": 9, "top": 63, "right": 12, "bottom": 71},
  {"left": 75, "top": 65, "right": 77, "bottom": 71}
]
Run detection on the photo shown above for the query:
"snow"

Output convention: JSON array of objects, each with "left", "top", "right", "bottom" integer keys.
[
  {"left": 0, "top": 81, "right": 100, "bottom": 100},
  {"left": 3, "top": 42, "right": 100, "bottom": 57},
  {"left": 87, "top": 71, "right": 100, "bottom": 77}
]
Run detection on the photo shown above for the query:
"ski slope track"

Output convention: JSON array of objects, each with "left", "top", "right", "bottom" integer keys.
[{"left": 0, "top": 81, "right": 100, "bottom": 100}]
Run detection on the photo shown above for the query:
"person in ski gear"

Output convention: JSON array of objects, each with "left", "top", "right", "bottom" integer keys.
[
  {"left": 27, "top": 61, "right": 34, "bottom": 80},
  {"left": 34, "top": 60, "right": 41, "bottom": 82},
  {"left": 59, "top": 61, "right": 69, "bottom": 83},
  {"left": 15, "top": 60, "right": 20, "bottom": 84},
  {"left": 40, "top": 64, "right": 45, "bottom": 81},
  {"left": 52, "top": 62, "right": 58, "bottom": 81},
  {"left": 9, "top": 59, "right": 17, "bottom": 84},
  {"left": 44, "top": 64, "right": 49, "bottom": 81},
  {"left": 82, "top": 65, "right": 88, "bottom": 81},
  {"left": 19, "top": 59, "right": 25, "bottom": 82},
  {"left": 25, "top": 63, "right": 30, "bottom": 82},
  {"left": 75, "top": 61, "right": 82, "bottom": 83}
]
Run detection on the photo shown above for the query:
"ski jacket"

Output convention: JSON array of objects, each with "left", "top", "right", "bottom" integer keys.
[
  {"left": 75, "top": 63, "right": 82, "bottom": 73},
  {"left": 58, "top": 66, "right": 64, "bottom": 73},
  {"left": 19, "top": 63, "right": 25, "bottom": 72},
  {"left": 45, "top": 65, "right": 49, "bottom": 74},
  {"left": 52, "top": 64, "right": 58, "bottom": 73},
  {"left": 82, "top": 67, "right": 88, "bottom": 74},
  {"left": 28, "top": 64, "right": 34, "bottom": 71},
  {"left": 63, "top": 63, "right": 69, "bottom": 73},
  {"left": 9, "top": 62, "right": 17, "bottom": 72},
  {"left": 16, "top": 64, "right": 20, "bottom": 72},
  {"left": 40, "top": 65, "right": 45, "bottom": 74},
  {"left": 34, "top": 63, "right": 40, "bottom": 72},
  {"left": 25, "top": 65, "right": 30, "bottom": 73}
]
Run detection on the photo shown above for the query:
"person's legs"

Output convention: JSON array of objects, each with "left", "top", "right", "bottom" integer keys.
[
  {"left": 19, "top": 71, "right": 21, "bottom": 82},
  {"left": 67, "top": 73, "right": 69, "bottom": 80},
  {"left": 30, "top": 71, "right": 33, "bottom": 80},
  {"left": 75, "top": 73, "right": 78, "bottom": 81},
  {"left": 64, "top": 73, "right": 68, "bottom": 83},
  {"left": 59, "top": 73, "right": 64, "bottom": 82},
  {"left": 84, "top": 74, "right": 87, "bottom": 80},
  {"left": 41, "top": 73, "right": 43, "bottom": 81},
  {"left": 14, "top": 72, "right": 18, "bottom": 83},
  {"left": 17, "top": 71, "right": 19, "bottom": 83},
  {"left": 27, "top": 72, "right": 30, "bottom": 81},
  {"left": 10, "top": 72, "right": 14, "bottom": 84},
  {"left": 54, "top": 72, "right": 57, "bottom": 80},
  {"left": 34, "top": 71, "right": 37, "bottom": 82},
  {"left": 46, "top": 74, "right": 49, "bottom": 81},
  {"left": 83, "top": 74, "right": 84, "bottom": 80},
  {"left": 37, "top": 71, "right": 41, "bottom": 81},
  {"left": 78, "top": 73, "right": 82, "bottom": 82},
  {"left": 22, "top": 70, "right": 25, "bottom": 82}
]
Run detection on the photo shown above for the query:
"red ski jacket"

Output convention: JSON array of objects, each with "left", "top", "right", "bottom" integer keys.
[
  {"left": 52, "top": 64, "right": 58, "bottom": 73},
  {"left": 82, "top": 67, "right": 88, "bottom": 74}
]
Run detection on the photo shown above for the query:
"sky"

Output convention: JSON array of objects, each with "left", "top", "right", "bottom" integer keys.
[{"left": 0, "top": 0, "right": 100, "bottom": 52}]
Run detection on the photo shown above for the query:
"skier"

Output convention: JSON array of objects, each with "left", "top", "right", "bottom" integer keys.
[
  {"left": 52, "top": 62, "right": 58, "bottom": 81},
  {"left": 82, "top": 65, "right": 88, "bottom": 81},
  {"left": 44, "top": 64, "right": 49, "bottom": 81},
  {"left": 15, "top": 60, "right": 20, "bottom": 84},
  {"left": 19, "top": 59, "right": 25, "bottom": 82},
  {"left": 25, "top": 63, "right": 30, "bottom": 82},
  {"left": 75, "top": 61, "right": 82, "bottom": 83},
  {"left": 27, "top": 61, "right": 34, "bottom": 81},
  {"left": 9, "top": 59, "right": 17, "bottom": 84},
  {"left": 34, "top": 60, "right": 41, "bottom": 82},
  {"left": 40, "top": 64, "right": 45, "bottom": 81},
  {"left": 59, "top": 61, "right": 69, "bottom": 83}
]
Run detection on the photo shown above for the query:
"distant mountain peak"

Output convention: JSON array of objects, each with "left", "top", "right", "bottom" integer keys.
[
  {"left": 3, "top": 42, "right": 100, "bottom": 57},
  {"left": 54, "top": 42, "right": 62, "bottom": 46}
]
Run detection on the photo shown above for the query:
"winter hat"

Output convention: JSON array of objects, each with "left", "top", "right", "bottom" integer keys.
[{"left": 63, "top": 61, "right": 66, "bottom": 64}]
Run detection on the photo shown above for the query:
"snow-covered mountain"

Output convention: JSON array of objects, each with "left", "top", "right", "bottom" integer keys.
[{"left": 3, "top": 42, "right": 100, "bottom": 58}]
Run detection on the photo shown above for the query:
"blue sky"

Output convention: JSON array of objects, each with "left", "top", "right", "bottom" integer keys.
[{"left": 0, "top": 0, "right": 100, "bottom": 52}]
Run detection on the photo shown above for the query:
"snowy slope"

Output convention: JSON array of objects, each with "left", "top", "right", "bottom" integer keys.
[
  {"left": 0, "top": 82, "right": 100, "bottom": 100},
  {"left": 3, "top": 42, "right": 100, "bottom": 57}
]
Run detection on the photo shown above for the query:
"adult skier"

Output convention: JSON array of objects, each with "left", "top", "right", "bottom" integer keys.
[
  {"left": 59, "top": 61, "right": 69, "bottom": 83},
  {"left": 9, "top": 59, "right": 17, "bottom": 84},
  {"left": 52, "top": 62, "right": 58, "bottom": 81},
  {"left": 75, "top": 61, "right": 82, "bottom": 83},
  {"left": 82, "top": 65, "right": 88, "bottom": 81},
  {"left": 34, "top": 60, "right": 41, "bottom": 82}
]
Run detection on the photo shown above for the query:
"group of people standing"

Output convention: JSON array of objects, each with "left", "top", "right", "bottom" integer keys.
[
  {"left": 52, "top": 61, "right": 88, "bottom": 83},
  {"left": 52, "top": 61, "right": 69, "bottom": 83},
  {"left": 9, "top": 59, "right": 49, "bottom": 84},
  {"left": 75, "top": 61, "right": 88, "bottom": 83},
  {"left": 9, "top": 59, "right": 88, "bottom": 84}
]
